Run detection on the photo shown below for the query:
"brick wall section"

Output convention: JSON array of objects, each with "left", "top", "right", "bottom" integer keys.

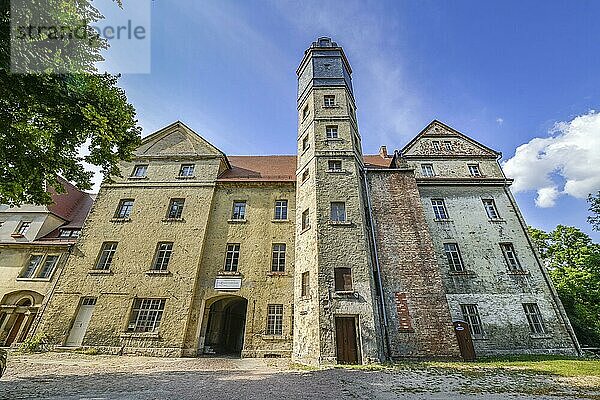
[{"left": 367, "top": 169, "right": 460, "bottom": 358}]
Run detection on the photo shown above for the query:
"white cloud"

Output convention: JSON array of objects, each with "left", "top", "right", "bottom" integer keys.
[
  {"left": 503, "top": 110, "right": 600, "bottom": 207},
  {"left": 496, "top": 117, "right": 504, "bottom": 125}
]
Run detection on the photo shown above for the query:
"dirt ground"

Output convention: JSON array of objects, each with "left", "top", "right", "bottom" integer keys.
[{"left": 1, "top": 352, "right": 599, "bottom": 399}]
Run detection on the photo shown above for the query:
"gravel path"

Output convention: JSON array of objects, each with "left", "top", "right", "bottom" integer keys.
[{"left": 0, "top": 352, "right": 598, "bottom": 399}]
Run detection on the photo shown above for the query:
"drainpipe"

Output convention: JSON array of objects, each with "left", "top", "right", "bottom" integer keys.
[{"left": 362, "top": 168, "right": 392, "bottom": 361}]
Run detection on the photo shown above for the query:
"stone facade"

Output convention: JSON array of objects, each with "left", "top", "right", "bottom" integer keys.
[{"left": 32, "top": 37, "right": 579, "bottom": 362}]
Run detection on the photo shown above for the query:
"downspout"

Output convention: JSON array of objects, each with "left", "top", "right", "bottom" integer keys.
[
  {"left": 502, "top": 184, "right": 582, "bottom": 356},
  {"left": 362, "top": 168, "right": 392, "bottom": 361}
]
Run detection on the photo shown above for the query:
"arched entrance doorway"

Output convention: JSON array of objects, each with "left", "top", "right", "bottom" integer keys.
[
  {"left": 203, "top": 296, "right": 248, "bottom": 356},
  {"left": 0, "top": 291, "right": 43, "bottom": 346}
]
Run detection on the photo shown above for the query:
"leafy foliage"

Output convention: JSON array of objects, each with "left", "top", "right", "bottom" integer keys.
[
  {"left": 0, "top": 0, "right": 141, "bottom": 206},
  {"left": 17, "top": 332, "right": 49, "bottom": 353},
  {"left": 589, "top": 192, "right": 600, "bottom": 231},
  {"left": 529, "top": 225, "right": 600, "bottom": 347}
]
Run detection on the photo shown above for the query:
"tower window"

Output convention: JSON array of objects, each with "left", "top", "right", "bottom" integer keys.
[
  {"left": 468, "top": 164, "right": 481, "bottom": 176},
  {"left": 443, "top": 243, "right": 465, "bottom": 272},
  {"left": 330, "top": 202, "right": 346, "bottom": 222},
  {"left": 302, "top": 168, "right": 309, "bottom": 183},
  {"left": 324, "top": 95, "right": 335, "bottom": 107},
  {"left": 421, "top": 164, "right": 435, "bottom": 177},
  {"left": 231, "top": 201, "right": 246, "bottom": 220},
  {"left": 131, "top": 164, "right": 148, "bottom": 177},
  {"left": 301, "top": 271, "right": 310, "bottom": 297},
  {"left": 115, "top": 199, "right": 134, "bottom": 219},
  {"left": 274, "top": 200, "right": 288, "bottom": 220},
  {"left": 326, "top": 125, "right": 338, "bottom": 139},
  {"left": 167, "top": 199, "right": 185, "bottom": 219},
  {"left": 431, "top": 199, "right": 449, "bottom": 220},
  {"left": 301, "top": 209, "right": 310, "bottom": 230},
  {"left": 302, "top": 105, "right": 309, "bottom": 119},
  {"left": 500, "top": 243, "right": 522, "bottom": 271},
  {"left": 224, "top": 243, "right": 241, "bottom": 271},
  {"left": 302, "top": 135, "right": 309, "bottom": 151},
  {"left": 271, "top": 244, "right": 286, "bottom": 272},
  {"left": 483, "top": 199, "right": 500, "bottom": 219},
  {"left": 152, "top": 242, "right": 174, "bottom": 271},
  {"left": 461, "top": 304, "right": 484, "bottom": 336},
  {"left": 179, "top": 164, "right": 195, "bottom": 177},
  {"left": 334, "top": 267, "right": 353, "bottom": 292},
  {"left": 523, "top": 303, "right": 545, "bottom": 334},
  {"left": 328, "top": 160, "right": 342, "bottom": 171},
  {"left": 266, "top": 304, "right": 284, "bottom": 335}
]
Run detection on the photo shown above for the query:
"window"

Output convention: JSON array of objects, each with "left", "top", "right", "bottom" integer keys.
[
  {"left": 95, "top": 242, "right": 118, "bottom": 270},
  {"left": 330, "top": 202, "right": 347, "bottom": 222},
  {"left": 460, "top": 304, "right": 484, "bottom": 336},
  {"left": 501, "top": 243, "right": 522, "bottom": 271},
  {"left": 132, "top": 164, "right": 148, "bottom": 177},
  {"left": 179, "top": 164, "right": 195, "bottom": 177},
  {"left": 167, "top": 199, "right": 185, "bottom": 219},
  {"left": 37, "top": 255, "right": 59, "bottom": 278},
  {"left": 432, "top": 141, "right": 441, "bottom": 151},
  {"left": 523, "top": 303, "right": 545, "bottom": 334},
  {"left": 302, "top": 135, "right": 309, "bottom": 151},
  {"left": 271, "top": 244, "right": 286, "bottom": 272},
  {"left": 483, "top": 199, "right": 500, "bottom": 219},
  {"left": 443, "top": 141, "right": 453, "bottom": 151},
  {"left": 115, "top": 199, "right": 134, "bottom": 219},
  {"left": 59, "top": 229, "right": 81, "bottom": 238},
  {"left": 328, "top": 160, "right": 342, "bottom": 171},
  {"left": 152, "top": 242, "right": 173, "bottom": 271},
  {"left": 231, "top": 201, "right": 246, "bottom": 220},
  {"left": 301, "top": 209, "right": 310, "bottom": 230},
  {"left": 274, "top": 200, "right": 288, "bottom": 220},
  {"left": 302, "top": 105, "right": 309, "bottom": 119},
  {"left": 324, "top": 95, "right": 335, "bottom": 107},
  {"left": 334, "top": 267, "right": 353, "bottom": 292},
  {"left": 302, "top": 168, "right": 309, "bottom": 182},
  {"left": 266, "top": 304, "right": 283, "bottom": 335},
  {"left": 421, "top": 164, "right": 435, "bottom": 177},
  {"left": 468, "top": 164, "right": 481, "bottom": 177},
  {"left": 128, "top": 298, "right": 165, "bottom": 333},
  {"left": 301, "top": 271, "right": 310, "bottom": 297},
  {"left": 444, "top": 243, "right": 465, "bottom": 272},
  {"left": 326, "top": 125, "right": 338, "bottom": 139},
  {"left": 224, "top": 243, "right": 240, "bottom": 271},
  {"left": 431, "top": 199, "right": 449, "bottom": 220},
  {"left": 15, "top": 221, "right": 31, "bottom": 236},
  {"left": 20, "top": 255, "right": 43, "bottom": 278}
]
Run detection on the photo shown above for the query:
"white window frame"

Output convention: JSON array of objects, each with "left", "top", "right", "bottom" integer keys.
[
  {"left": 167, "top": 199, "right": 185, "bottom": 219},
  {"left": 179, "top": 164, "right": 195, "bottom": 177},
  {"left": 128, "top": 298, "right": 165, "bottom": 333},
  {"left": 231, "top": 201, "right": 246, "bottom": 220},
  {"left": 301, "top": 209, "right": 310, "bottom": 230},
  {"left": 266, "top": 304, "right": 284, "bottom": 335},
  {"left": 483, "top": 199, "right": 500, "bottom": 219},
  {"left": 328, "top": 160, "right": 342, "bottom": 172},
  {"left": 271, "top": 244, "right": 286, "bottom": 272},
  {"left": 330, "top": 202, "right": 347, "bottom": 222},
  {"left": 115, "top": 199, "right": 134, "bottom": 219},
  {"left": 15, "top": 221, "right": 31, "bottom": 236},
  {"left": 224, "top": 243, "right": 240, "bottom": 272},
  {"left": 443, "top": 243, "right": 465, "bottom": 272},
  {"left": 20, "top": 254, "right": 43, "bottom": 278},
  {"left": 326, "top": 125, "right": 338, "bottom": 139},
  {"left": 95, "top": 242, "right": 118, "bottom": 270},
  {"left": 431, "top": 199, "right": 449, "bottom": 220},
  {"left": 36, "top": 254, "right": 60, "bottom": 279},
  {"left": 461, "top": 304, "right": 484, "bottom": 336},
  {"left": 152, "top": 242, "right": 173, "bottom": 271},
  {"left": 468, "top": 164, "right": 482, "bottom": 177},
  {"left": 132, "top": 164, "right": 148, "bottom": 177},
  {"left": 421, "top": 164, "right": 435, "bottom": 177},
  {"left": 501, "top": 243, "right": 522, "bottom": 271},
  {"left": 523, "top": 303, "right": 545, "bottom": 334},
  {"left": 274, "top": 200, "right": 288, "bottom": 220},
  {"left": 323, "top": 95, "right": 335, "bottom": 107}
]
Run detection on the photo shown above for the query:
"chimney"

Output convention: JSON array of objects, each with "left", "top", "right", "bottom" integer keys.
[{"left": 379, "top": 145, "right": 388, "bottom": 158}]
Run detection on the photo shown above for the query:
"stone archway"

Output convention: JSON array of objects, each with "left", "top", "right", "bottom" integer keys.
[
  {"left": 202, "top": 296, "right": 248, "bottom": 356},
  {"left": 0, "top": 291, "right": 43, "bottom": 346}
]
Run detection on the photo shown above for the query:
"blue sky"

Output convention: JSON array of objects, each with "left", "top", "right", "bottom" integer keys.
[{"left": 98, "top": 0, "right": 600, "bottom": 240}]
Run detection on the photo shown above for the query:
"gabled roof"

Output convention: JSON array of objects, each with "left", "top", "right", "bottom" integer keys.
[
  {"left": 47, "top": 176, "right": 93, "bottom": 226},
  {"left": 401, "top": 120, "right": 501, "bottom": 158},
  {"left": 135, "top": 121, "right": 230, "bottom": 167},
  {"left": 218, "top": 156, "right": 297, "bottom": 182}
]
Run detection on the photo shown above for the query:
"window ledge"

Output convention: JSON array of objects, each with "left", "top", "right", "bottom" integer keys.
[
  {"left": 16, "top": 277, "right": 51, "bottom": 282},
  {"left": 271, "top": 219, "right": 290, "bottom": 223},
  {"left": 530, "top": 333, "right": 552, "bottom": 339},
  {"left": 449, "top": 270, "right": 474, "bottom": 276},
  {"left": 329, "top": 220, "right": 352, "bottom": 226},
  {"left": 434, "top": 219, "right": 453, "bottom": 223},
  {"left": 128, "top": 176, "right": 148, "bottom": 180},
  {"left": 88, "top": 269, "right": 113, "bottom": 275},
  {"left": 507, "top": 270, "right": 529, "bottom": 276},
  {"left": 267, "top": 272, "right": 288, "bottom": 277},
  {"left": 10, "top": 233, "right": 25, "bottom": 238},
  {"left": 326, "top": 169, "right": 346, "bottom": 173},
  {"left": 110, "top": 218, "right": 131, "bottom": 223},
  {"left": 300, "top": 226, "right": 311, "bottom": 234},
  {"left": 218, "top": 271, "right": 241, "bottom": 276},
  {"left": 228, "top": 219, "right": 247, "bottom": 224},
  {"left": 488, "top": 219, "right": 506, "bottom": 223},
  {"left": 471, "top": 335, "right": 489, "bottom": 341},
  {"left": 261, "top": 335, "right": 288, "bottom": 341},
  {"left": 333, "top": 290, "right": 357, "bottom": 298},
  {"left": 146, "top": 270, "right": 171, "bottom": 276},
  {"left": 121, "top": 332, "right": 160, "bottom": 339},
  {"left": 162, "top": 218, "right": 185, "bottom": 223},
  {"left": 324, "top": 138, "right": 343, "bottom": 142},
  {"left": 323, "top": 105, "right": 340, "bottom": 108},
  {"left": 176, "top": 176, "right": 196, "bottom": 180}
]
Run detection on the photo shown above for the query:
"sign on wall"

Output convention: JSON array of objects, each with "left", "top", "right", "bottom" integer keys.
[{"left": 214, "top": 278, "right": 242, "bottom": 291}]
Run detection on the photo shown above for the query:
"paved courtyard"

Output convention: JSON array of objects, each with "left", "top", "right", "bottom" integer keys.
[{"left": 1, "top": 352, "right": 599, "bottom": 399}]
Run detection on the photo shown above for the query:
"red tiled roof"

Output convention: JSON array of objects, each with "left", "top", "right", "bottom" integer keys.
[{"left": 218, "top": 154, "right": 392, "bottom": 182}]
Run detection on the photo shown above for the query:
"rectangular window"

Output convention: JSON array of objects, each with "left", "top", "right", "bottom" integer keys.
[
  {"left": 301, "top": 209, "right": 310, "bottom": 230},
  {"left": 501, "top": 243, "right": 522, "bottom": 271},
  {"left": 132, "top": 164, "right": 148, "bottom": 177},
  {"left": 334, "top": 267, "right": 353, "bottom": 292},
  {"left": 432, "top": 141, "right": 441, "bottom": 151},
  {"left": 324, "top": 95, "right": 335, "bottom": 107},
  {"left": 483, "top": 199, "right": 500, "bottom": 219},
  {"left": 302, "top": 135, "right": 309, "bottom": 151},
  {"left": 444, "top": 243, "right": 465, "bottom": 272},
  {"left": 421, "top": 164, "right": 435, "bottom": 177},
  {"left": 152, "top": 242, "right": 173, "bottom": 271},
  {"left": 274, "top": 200, "right": 288, "bottom": 220},
  {"left": 444, "top": 141, "right": 453, "bottom": 151},
  {"left": 301, "top": 271, "right": 310, "bottom": 297},
  {"left": 15, "top": 221, "right": 31, "bottom": 236},
  {"left": 224, "top": 243, "right": 240, "bottom": 271},
  {"left": 167, "top": 199, "right": 185, "bottom": 219},
  {"left": 179, "top": 164, "right": 195, "bottom": 177},
  {"left": 330, "top": 202, "right": 346, "bottom": 222},
  {"left": 326, "top": 125, "right": 338, "bottom": 139},
  {"left": 271, "top": 243, "right": 286, "bottom": 272},
  {"left": 59, "top": 229, "right": 80, "bottom": 238},
  {"left": 461, "top": 304, "right": 484, "bottom": 336},
  {"left": 468, "top": 164, "right": 481, "bottom": 177},
  {"left": 523, "top": 303, "right": 545, "bottom": 334},
  {"left": 266, "top": 304, "right": 284, "bottom": 335},
  {"left": 431, "top": 199, "right": 449, "bottom": 220},
  {"left": 20, "top": 255, "right": 43, "bottom": 278},
  {"left": 328, "top": 160, "right": 342, "bottom": 171},
  {"left": 95, "top": 242, "right": 118, "bottom": 270},
  {"left": 302, "top": 168, "right": 309, "bottom": 182},
  {"left": 115, "top": 199, "right": 134, "bottom": 219},
  {"left": 128, "top": 298, "right": 165, "bottom": 333},
  {"left": 231, "top": 201, "right": 246, "bottom": 220},
  {"left": 37, "top": 255, "right": 59, "bottom": 278}
]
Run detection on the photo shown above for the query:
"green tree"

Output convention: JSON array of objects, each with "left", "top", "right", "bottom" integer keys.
[
  {"left": 0, "top": 0, "right": 140, "bottom": 206},
  {"left": 588, "top": 191, "right": 600, "bottom": 231},
  {"left": 529, "top": 225, "right": 600, "bottom": 347}
]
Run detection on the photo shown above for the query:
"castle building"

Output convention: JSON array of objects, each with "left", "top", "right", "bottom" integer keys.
[{"left": 34, "top": 38, "right": 579, "bottom": 363}]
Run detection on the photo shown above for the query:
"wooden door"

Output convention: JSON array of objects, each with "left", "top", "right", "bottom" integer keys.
[
  {"left": 453, "top": 320, "right": 476, "bottom": 361},
  {"left": 65, "top": 303, "right": 95, "bottom": 347},
  {"left": 335, "top": 317, "right": 359, "bottom": 364},
  {"left": 5, "top": 314, "right": 25, "bottom": 346}
]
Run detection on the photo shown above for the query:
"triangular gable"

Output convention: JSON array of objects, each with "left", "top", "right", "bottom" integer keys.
[
  {"left": 136, "top": 121, "right": 227, "bottom": 160},
  {"left": 401, "top": 120, "right": 500, "bottom": 158}
]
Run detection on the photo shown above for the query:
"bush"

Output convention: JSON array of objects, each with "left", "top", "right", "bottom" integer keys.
[{"left": 17, "top": 333, "right": 48, "bottom": 354}]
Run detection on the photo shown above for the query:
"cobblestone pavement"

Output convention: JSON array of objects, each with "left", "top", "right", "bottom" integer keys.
[{"left": 1, "top": 352, "right": 598, "bottom": 399}]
